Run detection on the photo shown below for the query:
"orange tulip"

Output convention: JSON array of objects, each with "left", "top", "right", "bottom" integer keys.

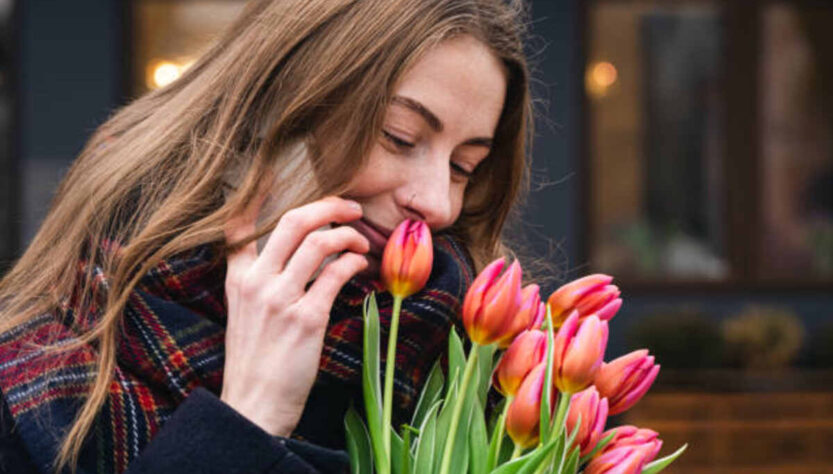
[
  {"left": 380, "top": 219, "right": 432, "bottom": 298},
  {"left": 492, "top": 329, "right": 547, "bottom": 397},
  {"left": 547, "top": 274, "right": 622, "bottom": 327},
  {"left": 597, "top": 425, "right": 662, "bottom": 462},
  {"left": 595, "top": 350, "right": 660, "bottom": 415},
  {"left": 462, "top": 258, "right": 523, "bottom": 346},
  {"left": 584, "top": 445, "right": 653, "bottom": 474},
  {"left": 495, "top": 284, "right": 543, "bottom": 348},
  {"left": 565, "top": 387, "right": 608, "bottom": 457},
  {"left": 505, "top": 363, "right": 554, "bottom": 449},
  {"left": 552, "top": 312, "right": 608, "bottom": 394}
]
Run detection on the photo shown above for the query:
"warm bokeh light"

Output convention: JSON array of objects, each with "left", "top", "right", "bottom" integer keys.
[
  {"left": 147, "top": 60, "right": 191, "bottom": 90},
  {"left": 586, "top": 61, "right": 618, "bottom": 98}
]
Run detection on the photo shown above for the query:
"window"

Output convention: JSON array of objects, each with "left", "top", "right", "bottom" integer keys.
[
  {"left": 131, "top": 0, "right": 246, "bottom": 96},
  {"left": 584, "top": 1, "right": 833, "bottom": 287}
]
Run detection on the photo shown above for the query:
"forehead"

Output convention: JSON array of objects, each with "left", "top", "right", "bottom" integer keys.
[{"left": 391, "top": 35, "right": 507, "bottom": 137}]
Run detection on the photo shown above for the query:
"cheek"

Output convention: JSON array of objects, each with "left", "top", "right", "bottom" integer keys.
[{"left": 348, "top": 144, "right": 400, "bottom": 198}]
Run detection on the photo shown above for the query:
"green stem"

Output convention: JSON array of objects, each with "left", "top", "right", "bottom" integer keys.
[
  {"left": 551, "top": 392, "right": 571, "bottom": 441},
  {"left": 487, "top": 396, "right": 512, "bottom": 471},
  {"left": 438, "top": 345, "right": 479, "bottom": 474},
  {"left": 510, "top": 443, "right": 523, "bottom": 461},
  {"left": 382, "top": 296, "right": 403, "bottom": 473}
]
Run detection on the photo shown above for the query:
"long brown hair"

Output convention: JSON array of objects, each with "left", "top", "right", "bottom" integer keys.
[{"left": 0, "top": 0, "right": 532, "bottom": 471}]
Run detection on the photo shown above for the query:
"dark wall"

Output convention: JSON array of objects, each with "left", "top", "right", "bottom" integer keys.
[{"left": 18, "top": 0, "right": 124, "bottom": 243}]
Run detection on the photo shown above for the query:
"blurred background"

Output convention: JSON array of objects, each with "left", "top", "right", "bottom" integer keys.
[{"left": 1, "top": 1, "right": 831, "bottom": 472}]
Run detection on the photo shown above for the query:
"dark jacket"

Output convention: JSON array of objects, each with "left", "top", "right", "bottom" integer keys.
[{"left": 0, "top": 386, "right": 350, "bottom": 473}]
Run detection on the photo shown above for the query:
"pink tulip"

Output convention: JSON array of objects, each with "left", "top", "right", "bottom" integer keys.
[
  {"left": 552, "top": 311, "right": 608, "bottom": 394},
  {"left": 496, "top": 284, "right": 543, "bottom": 348},
  {"left": 381, "top": 219, "right": 433, "bottom": 298},
  {"left": 492, "top": 329, "right": 547, "bottom": 397},
  {"left": 547, "top": 274, "right": 622, "bottom": 327},
  {"left": 584, "top": 445, "right": 653, "bottom": 474},
  {"left": 505, "top": 363, "right": 554, "bottom": 449},
  {"left": 462, "top": 258, "right": 523, "bottom": 346},
  {"left": 565, "top": 387, "right": 609, "bottom": 457},
  {"left": 595, "top": 350, "right": 660, "bottom": 415},
  {"left": 598, "top": 425, "right": 662, "bottom": 462}
]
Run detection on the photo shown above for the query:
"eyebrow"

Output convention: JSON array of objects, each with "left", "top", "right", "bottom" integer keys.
[{"left": 391, "top": 95, "right": 494, "bottom": 149}]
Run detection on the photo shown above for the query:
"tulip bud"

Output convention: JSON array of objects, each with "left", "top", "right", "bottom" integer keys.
[
  {"left": 495, "top": 284, "right": 542, "bottom": 348},
  {"left": 598, "top": 425, "right": 662, "bottom": 462},
  {"left": 505, "top": 363, "right": 554, "bottom": 449},
  {"left": 565, "top": 387, "right": 609, "bottom": 457},
  {"left": 583, "top": 446, "right": 653, "bottom": 474},
  {"left": 552, "top": 312, "right": 608, "bottom": 394},
  {"left": 381, "top": 219, "right": 433, "bottom": 298},
  {"left": 462, "top": 258, "right": 523, "bottom": 346},
  {"left": 547, "top": 274, "right": 622, "bottom": 327},
  {"left": 492, "top": 329, "right": 547, "bottom": 396},
  {"left": 595, "top": 349, "right": 660, "bottom": 415},
  {"left": 530, "top": 301, "right": 546, "bottom": 330}
]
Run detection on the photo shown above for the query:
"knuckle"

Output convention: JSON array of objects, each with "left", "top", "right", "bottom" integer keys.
[{"left": 279, "top": 209, "right": 305, "bottom": 230}]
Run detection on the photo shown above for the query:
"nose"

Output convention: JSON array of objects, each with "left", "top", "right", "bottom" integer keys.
[{"left": 398, "top": 152, "right": 454, "bottom": 228}]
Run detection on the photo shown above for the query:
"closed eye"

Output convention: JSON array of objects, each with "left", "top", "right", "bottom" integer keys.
[
  {"left": 451, "top": 162, "right": 474, "bottom": 179},
  {"left": 382, "top": 130, "right": 415, "bottom": 149}
]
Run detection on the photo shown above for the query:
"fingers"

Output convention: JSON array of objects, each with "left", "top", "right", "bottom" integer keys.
[
  {"left": 282, "top": 225, "right": 369, "bottom": 284},
  {"left": 255, "top": 196, "right": 363, "bottom": 275},
  {"left": 301, "top": 252, "right": 368, "bottom": 313}
]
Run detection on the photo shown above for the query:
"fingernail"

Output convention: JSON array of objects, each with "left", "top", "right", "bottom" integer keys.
[{"left": 347, "top": 200, "right": 362, "bottom": 211}]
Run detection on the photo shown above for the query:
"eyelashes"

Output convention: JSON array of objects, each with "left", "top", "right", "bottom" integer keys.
[{"left": 382, "top": 129, "right": 475, "bottom": 180}]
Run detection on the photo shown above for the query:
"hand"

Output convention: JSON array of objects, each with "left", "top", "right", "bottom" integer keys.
[{"left": 221, "top": 195, "right": 369, "bottom": 436}]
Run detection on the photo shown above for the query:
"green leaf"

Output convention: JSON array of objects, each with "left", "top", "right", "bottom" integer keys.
[
  {"left": 469, "top": 398, "right": 489, "bottom": 474},
  {"left": 486, "top": 399, "right": 507, "bottom": 472},
  {"left": 579, "top": 431, "right": 615, "bottom": 465},
  {"left": 391, "top": 428, "right": 409, "bottom": 474},
  {"left": 475, "top": 343, "right": 497, "bottom": 407},
  {"left": 344, "top": 406, "right": 373, "bottom": 474},
  {"left": 411, "top": 360, "right": 445, "bottom": 430},
  {"left": 414, "top": 401, "right": 442, "bottom": 474},
  {"left": 490, "top": 437, "right": 558, "bottom": 474},
  {"left": 540, "top": 308, "right": 556, "bottom": 444},
  {"left": 444, "top": 377, "right": 476, "bottom": 474},
  {"left": 447, "top": 328, "right": 465, "bottom": 398},
  {"left": 641, "top": 444, "right": 688, "bottom": 474},
  {"left": 434, "top": 371, "right": 460, "bottom": 472},
  {"left": 362, "top": 293, "right": 388, "bottom": 469},
  {"left": 561, "top": 447, "right": 580, "bottom": 474},
  {"left": 556, "top": 414, "right": 581, "bottom": 474}
]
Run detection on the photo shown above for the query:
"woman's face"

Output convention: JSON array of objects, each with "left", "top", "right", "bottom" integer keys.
[{"left": 343, "top": 35, "right": 507, "bottom": 274}]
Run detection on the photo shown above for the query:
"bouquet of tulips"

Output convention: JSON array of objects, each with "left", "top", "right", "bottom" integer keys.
[{"left": 344, "top": 220, "right": 686, "bottom": 474}]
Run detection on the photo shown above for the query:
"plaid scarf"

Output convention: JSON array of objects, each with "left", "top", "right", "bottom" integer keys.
[{"left": 0, "top": 234, "right": 473, "bottom": 473}]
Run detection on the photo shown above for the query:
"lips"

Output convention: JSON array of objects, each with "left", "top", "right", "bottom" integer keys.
[{"left": 348, "top": 218, "right": 392, "bottom": 257}]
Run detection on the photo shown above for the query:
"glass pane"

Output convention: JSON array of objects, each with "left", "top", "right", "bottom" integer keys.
[
  {"left": 0, "top": 0, "right": 13, "bottom": 270},
  {"left": 132, "top": 0, "right": 247, "bottom": 95},
  {"left": 760, "top": 4, "right": 833, "bottom": 280},
  {"left": 587, "top": 2, "right": 729, "bottom": 281}
]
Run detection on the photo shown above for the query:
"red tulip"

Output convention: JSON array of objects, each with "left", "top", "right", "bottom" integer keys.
[
  {"left": 565, "top": 387, "right": 609, "bottom": 457},
  {"left": 492, "top": 329, "right": 547, "bottom": 397},
  {"left": 595, "top": 350, "right": 660, "bottom": 415},
  {"left": 584, "top": 445, "right": 653, "bottom": 474},
  {"left": 530, "top": 301, "right": 546, "bottom": 330},
  {"left": 598, "top": 425, "right": 662, "bottom": 462},
  {"left": 381, "top": 219, "right": 432, "bottom": 298},
  {"left": 496, "top": 284, "right": 543, "bottom": 348},
  {"left": 462, "top": 258, "right": 523, "bottom": 346},
  {"left": 505, "top": 363, "right": 554, "bottom": 449},
  {"left": 547, "top": 274, "right": 622, "bottom": 327},
  {"left": 552, "top": 312, "right": 608, "bottom": 394}
]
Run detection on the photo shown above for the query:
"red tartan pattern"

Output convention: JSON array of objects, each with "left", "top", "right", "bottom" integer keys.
[{"left": 0, "top": 234, "right": 473, "bottom": 472}]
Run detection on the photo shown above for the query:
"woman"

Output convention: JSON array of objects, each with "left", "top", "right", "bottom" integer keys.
[{"left": 0, "top": 0, "right": 531, "bottom": 472}]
